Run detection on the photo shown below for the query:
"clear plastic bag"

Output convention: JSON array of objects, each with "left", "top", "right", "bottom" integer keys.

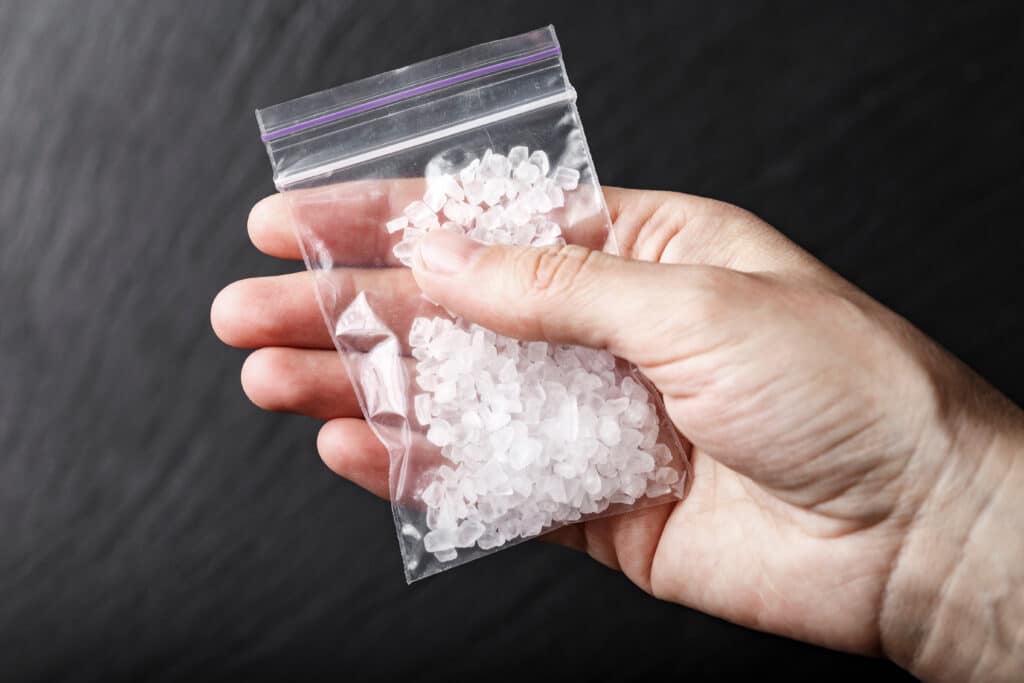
[{"left": 256, "top": 26, "right": 690, "bottom": 582}]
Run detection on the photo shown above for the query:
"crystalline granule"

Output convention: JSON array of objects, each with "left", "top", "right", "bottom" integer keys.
[
  {"left": 403, "top": 200, "right": 434, "bottom": 224},
  {"left": 512, "top": 222, "right": 536, "bottom": 245},
  {"left": 424, "top": 186, "right": 447, "bottom": 213},
  {"left": 401, "top": 523, "right": 422, "bottom": 540},
  {"left": 489, "top": 423, "right": 515, "bottom": 455},
  {"left": 508, "top": 437, "right": 542, "bottom": 470},
  {"left": 638, "top": 423, "right": 655, "bottom": 450},
  {"left": 525, "top": 186, "right": 553, "bottom": 214},
  {"left": 503, "top": 177, "right": 520, "bottom": 202},
  {"left": 433, "top": 380, "right": 457, "bottom": 404},
  {"left": 426, "top": 418, "right": 453, "bottom": 446},
  {"left": 645, "top": 483, "right": 672, "bottom": 498},
  {"left": 391, "top": 239, "right": 417, "bottom": 266},
  {"left": 513, "top": 161, "right": 541, "bottom": 184},
  {"left": 528, "top": 150, "right": 550, "bottom": 176},
  {"left": 477, "top": 528, "right": 506, "bottom": 550},
  {"left": 434, "top": 548, "right": 458, "bottom": 563},
  {"left": 385, "top": 216, "right": 409, "bottom": 234},
  {"left": 597, "top": 416, "right": 622, "bottom": 447},
  {"left": 455, "top": 519, "right": 485, "bottom": 548},
  {"left": 423, "top": 527, "right": 457, "bottom": 552},
  {"left": 620, "top": 428, "right": 643, "bottom": 450},
  {"left": 654, "top": 466, "right": 680, "bottom": 485},
  {"left": 459, "top": 158, "right": 480, "bottom": 183},
  {"left": 436, "top": 173, "right": 465, "bottom": 200},
  {"left": 463, "top": 179, "right": 486, "bottom": 206},
  {"left": 621, "top": 375, "right": 649, "bottom": 402},
  {"left": 476, "top": 459, "right": 508, "bottom": 493},
  {"left": 651, "top": 443, "right": 673, "bottom": 465},
  {"left": 625, "top": 451, "right": 656, "bottom": 474},
  {"left": 608, "top": 492, "right": 635, "bottom": 506},
  {"left": 507, "top": 145, "right": 529, "bottom": 167},
  {"left": 621, "top": 475, "right": 647, "bottom": 498},
  {"left": 409, "top": 317, "right": 433, "bottom": 348},
  {"left": 546, "top": 183, "right": 565, "bottom": 209},
  {"left": 525, "top": 341, "right": 549, "bottom": 362},
  {"left": 482, "top": 178, "right": 506, "bottom": 206},
  {"left": 496, "top": 357, "right": 517, "bottom": 383},
  {"left": 623, "top": 399, "right": 651, "bottom": 429},
  {"left": 552, "top": 165, "right": 580, "bottom": 191},
  {"left": 509, "top": 473, "right": 534, "bottom": 497},
  {"left": 476, "top": 205, "right": 505, "bottom": 231},
  {"left": 420, "top": 480, "right": 444, "bottom": 508},
  {"left": 582, "top": 467, "right": 602, "bottom": 496},
  {"left": 599, "top": 396, "right": 629, "bottom": 417},
  {"left": 482, "top": 153, "right": 512, "bottom": 179}
]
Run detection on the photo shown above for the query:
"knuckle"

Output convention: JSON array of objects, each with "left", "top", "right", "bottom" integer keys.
[{"left": 514, "top": 244, "right": 599, "bottom": 299}]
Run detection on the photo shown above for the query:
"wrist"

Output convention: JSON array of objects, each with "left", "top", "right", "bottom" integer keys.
[{"left": 880, "top": 365, "right": 1024, "bottom": 682}]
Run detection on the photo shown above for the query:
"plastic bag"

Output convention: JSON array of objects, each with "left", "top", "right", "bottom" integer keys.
[{"left": 256, "top": 25, "right": 690, "bottom": 582}]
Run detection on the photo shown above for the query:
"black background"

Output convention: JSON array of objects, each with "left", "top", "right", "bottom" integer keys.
[{"left": 3, "top": 1, "right": 1022, "bottom": 680}]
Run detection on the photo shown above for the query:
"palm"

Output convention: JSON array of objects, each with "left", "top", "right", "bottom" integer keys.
[
  {"left": 551, "top": 190, "right": 924, "bottom": 654},
  {"left": 212, "top": 186, "right": 922, "bottom": 657}
]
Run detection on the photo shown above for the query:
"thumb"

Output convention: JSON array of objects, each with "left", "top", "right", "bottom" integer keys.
[{"left": 411, "top": 230, "right": 713, "bottom": 365}]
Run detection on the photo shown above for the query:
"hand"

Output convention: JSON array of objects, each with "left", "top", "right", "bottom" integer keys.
[{"left": 212, "top": 188, "right": 1024, "bottom": 682}]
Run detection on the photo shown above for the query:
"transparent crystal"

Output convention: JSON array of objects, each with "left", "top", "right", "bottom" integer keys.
[
  {"left": 426, "top": 418, "right": 453, "bottom": 446},
  {"left": 385, "top": 216, "right": 408, "bottom": 234},
  {"left": 423, "top": 527, "right": 457, "bottom": 552},
  {"left": 434, "top": 548, "right": 458, "bottom": 562},
  {"left": 507, "top": 145, "right": 529, "bottom": 167},
  {"left": 552, "top": 165, "right": 580, "bottom": 190},
  {"left": 455, "top": 519, "right": 485, "bottom": 547},
  {"left": 528, "top": 150, "right": 550, "bottom": 176}
]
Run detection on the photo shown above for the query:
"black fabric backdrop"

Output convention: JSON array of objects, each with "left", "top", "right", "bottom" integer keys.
[{"left": 3, "top": 2, "right": 1022, "bottom": 680}]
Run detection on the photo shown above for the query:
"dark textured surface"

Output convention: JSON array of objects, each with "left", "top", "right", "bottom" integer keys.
[{"left": 2, "top": 1, "right": 1021, "bottom": 680}]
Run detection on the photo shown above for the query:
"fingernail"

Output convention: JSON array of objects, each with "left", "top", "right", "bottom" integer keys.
[{"left": 415, "top": 230, "right": 485, "bottom": 274}]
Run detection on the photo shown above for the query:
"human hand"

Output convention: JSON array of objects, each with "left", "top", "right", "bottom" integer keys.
[{"left": 212, "top": 188, "right": 1024, "bottom": 682}]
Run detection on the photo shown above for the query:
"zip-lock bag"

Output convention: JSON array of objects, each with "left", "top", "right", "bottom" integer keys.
[{"left": 257, "top": 26, "right": 689, "bottom": 582}]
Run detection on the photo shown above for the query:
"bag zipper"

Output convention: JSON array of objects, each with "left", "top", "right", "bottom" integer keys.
[{"left": 275, "top": 89, "right": 574, "bottom": 188}]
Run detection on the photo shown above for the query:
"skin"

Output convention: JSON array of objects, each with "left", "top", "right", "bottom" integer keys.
[{"left": 211, "top": 187, "right": 1024, "bottom": 681}]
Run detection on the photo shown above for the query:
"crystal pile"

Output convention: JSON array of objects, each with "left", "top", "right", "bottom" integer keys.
[
  {"left": 389, "top": 147, "right": 579, "bottom": 267},
  {"left": 386, "top": 147, "right": 683, "bottom": 566}
]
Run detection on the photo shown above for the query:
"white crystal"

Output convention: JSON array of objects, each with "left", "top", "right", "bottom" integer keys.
[
  {"left": 513, "top": 161, "right": 541, "bottom": 184},
  {"left": 528, "top": 150, "right": 550, "bottom": 176},
  {"left": 655, "top": 466, "right": 680, "bottom": 485},
  {"left": 478, "top": 529, "right": 505, "bottom": 550},
  {"left": 424, "top": 186, "right": 447, "bottom": 213},
  {"left": 391, "top": 239, "right": 417, "bottom": 266},
  {"left": 434, "top": 380, "right": 457, "bottom": 403},
  {"left": 552, "top": 166, "right": 580, "bottom": 190},
  {"left": 509, "top": 437, "right": 542, "bottom": 470},
  {"left": 455, "top": 519, "right": 485, "bottom": 547},
  {"left": 645, "top": 482, "right": 672, "bottom": 497},
  {"left": 459, "top": 158, "right": 480, "bottom": 183},
  {"left": 434, "top": 548, "right": 458, "bottom": 562},
  {"left": 652, "top": 443, "right": 672, "bottom": 465},
  {"left": 507, "top": 145, "right": 529, "bottom": 167},
  {"left": 423, "top": 527, "right": 457, "bottom": 552},
  {"left": 426, "top": 418, "right": 453, "bottom": 446},
  {"left": 597, "top": 416, "right": 621, "bottom": 446},
  {"left": 385, "top": 215, "right": 408, "bottom": 233},
  {"left": 436, "top": 173, "right": 465, "bottom": 200}
]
